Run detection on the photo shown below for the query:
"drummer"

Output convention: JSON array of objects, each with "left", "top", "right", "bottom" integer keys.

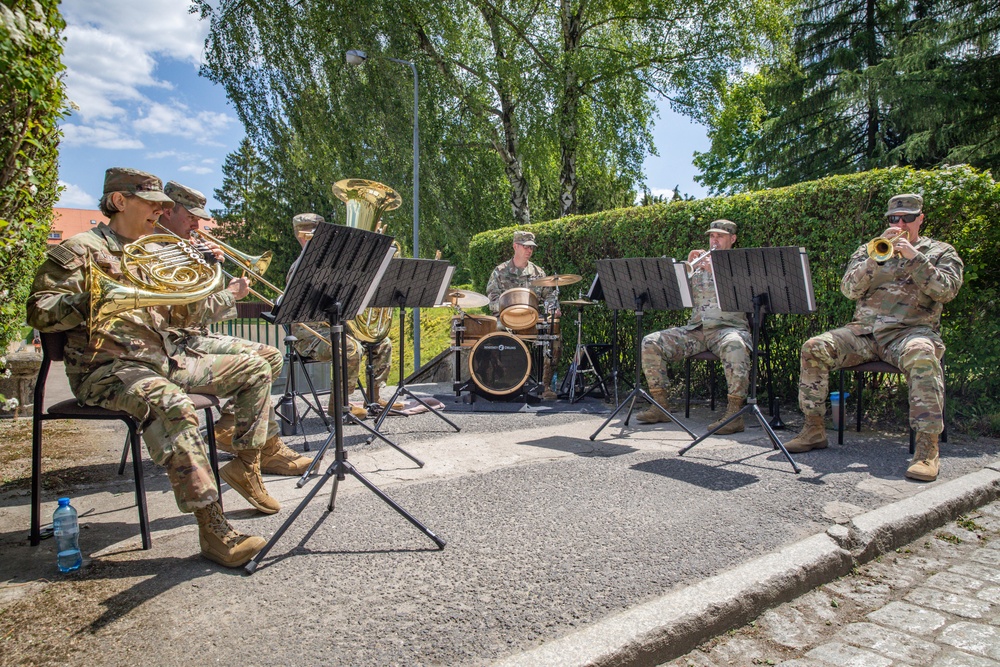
[{"left": 485, "top": 230, "right": 561, "bottom": 399}]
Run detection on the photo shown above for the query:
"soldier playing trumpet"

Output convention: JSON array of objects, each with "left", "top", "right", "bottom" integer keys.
[
  {"left": 785, "top": 194, "right": 964, "bottom": 482},
  {"left": 637, "top": 219, "right": 752, "bottom": 433}
]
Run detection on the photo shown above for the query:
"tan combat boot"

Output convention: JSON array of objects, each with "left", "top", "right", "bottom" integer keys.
[
  {"left": 541, "top": 362, "right": 557, "bottom": 400},
  {"left": 219, "top": 449, "right": 281, "bottom": 514},
  {"left": 259, "top": 434, "right": 312, "bottom": 476},
  {"left": 636, "top": 388, "right": 672, "bottom": 424},
  {"left": 906, "top": 432, "right": 940, "bottom": 482},
  {"left": 213, "top": 413, "right": 236, "bottom": 455},
  {"left": 374, "top": 383, "right": 405, "bottom": 410},
  {"left": 193, "top": 501, "right": 266, "bottom": 568},
  {"left": 708, "top": 394, "right": 745, "bottom": 435},
  {"left": 784, "top": 415, "right": 828, "bottom": 453},
  {"left": 328, "top": 394, "right": 368, "bottom": 420}
]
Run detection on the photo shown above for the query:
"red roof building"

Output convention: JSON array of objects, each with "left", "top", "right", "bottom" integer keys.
[{"left": 50, "top": 208, "right": 217, "bottom": 244}]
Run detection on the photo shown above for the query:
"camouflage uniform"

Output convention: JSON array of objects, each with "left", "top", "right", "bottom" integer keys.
[
  {"left": 485, "top": 259, "right": 559, "bottom": 316},
  {"left": 641, "top": 259, "right": 752, "bottom": 396},
  {"left": 26, "top": 223, "right": 272, "bottom": 512},
  {"left": 797, "top": 236, "right": 964, "bottom": 434},
  {"left": 290, "top": 322, "right": 392, "bottom": 392},
  {"left": 486, "top": 258, "right": 562, "bottom": 388}
]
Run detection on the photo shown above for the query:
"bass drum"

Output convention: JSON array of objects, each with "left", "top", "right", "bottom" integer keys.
[{"left": 468, "top": 331, "right": 531, "bottom": 396}]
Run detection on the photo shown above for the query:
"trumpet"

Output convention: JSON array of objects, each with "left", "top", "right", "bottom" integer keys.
[
  {"left": 682, "top": 250, "right": 713, "bottom": 277},
  {"left": 867, "top": 228, "right": 905, "bottom": 263}
]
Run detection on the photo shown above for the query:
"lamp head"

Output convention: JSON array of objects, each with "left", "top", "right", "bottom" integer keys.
[{"left": 346, "top": 49, "right": 367, "bottom": 65}]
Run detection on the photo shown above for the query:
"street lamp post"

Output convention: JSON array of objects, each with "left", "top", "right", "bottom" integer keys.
[{"left": 346, "top": 49, "right": 421, "bottom": 369}]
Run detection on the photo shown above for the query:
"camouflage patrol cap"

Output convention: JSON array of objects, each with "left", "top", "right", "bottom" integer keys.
[
  {"left": 103, "top": 167, "right": 174, "bottom": 205},
  {"left": 705, "top": 219, "right": 737, "bottom": 235},
  {"left": 885, "top": 193, "right": 923, "bottom": 216},
  {"left": 292, "top": 213, "right": 326, "bottom": 230},
  {"left": 164, "top": 181, "right": 211, "bottom": 220},
  {"left": 513, "top": 230, "right": 537, "bottom": 247}
]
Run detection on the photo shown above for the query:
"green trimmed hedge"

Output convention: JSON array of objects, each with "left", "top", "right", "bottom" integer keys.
[
  {"left": 0, "top": 0, "right": 66, "bottom": 362},
  {"left": 469, "top": 166, "right": 1000, "bottom": 433}
]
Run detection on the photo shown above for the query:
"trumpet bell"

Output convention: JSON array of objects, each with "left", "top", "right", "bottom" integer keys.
[{"left": 866, "top": 229, "right": 904, "bottom": 263}]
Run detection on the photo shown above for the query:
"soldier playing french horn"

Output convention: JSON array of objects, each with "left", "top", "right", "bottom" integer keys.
[{"left": 27, "top": 168, "right": 277, "bottom": 568}]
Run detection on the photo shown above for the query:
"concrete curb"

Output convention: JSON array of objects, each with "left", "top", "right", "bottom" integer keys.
[{"left": 494, "top": 461, "right": 1000, "bottom": 667}]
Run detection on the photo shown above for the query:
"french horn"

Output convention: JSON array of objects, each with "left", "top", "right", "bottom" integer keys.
[
  {"left": 332, "top": 178, "right": 402, "bottom": 344},
  {"left": 88, "top": 234, "right": 225, "bottom": 334}
]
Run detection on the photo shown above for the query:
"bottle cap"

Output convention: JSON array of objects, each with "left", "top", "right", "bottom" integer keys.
[{"left": 57, "top": 497, "right": 70, "bottom": 506}]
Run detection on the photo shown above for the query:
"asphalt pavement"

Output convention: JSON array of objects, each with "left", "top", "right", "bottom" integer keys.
[{"left": 0, "top": 367, "right": 998, "bottom": 666}]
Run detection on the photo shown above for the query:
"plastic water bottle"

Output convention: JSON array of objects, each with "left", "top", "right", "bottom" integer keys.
[{"left": 52, "top": 497, "right": 82, "bottom": 573}]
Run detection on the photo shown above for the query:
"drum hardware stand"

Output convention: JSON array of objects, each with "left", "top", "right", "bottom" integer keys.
[
  {"left": 590, "top": 291, "right": 698, "bottom": 441},
  {"left": 368, "top": 287, "right": 461, "bottom": 443},
  {"left": 678, "top": 246, "right": 816, "bottom": 474},
  {"left": 248, "top": 224, "right": 444, "bottom": 575},
  {"left": 587, "top": 275, "right": 622, "bottom": 404},
  {"left": 561, "top": 302, "right": 609, "bottom": 403}
]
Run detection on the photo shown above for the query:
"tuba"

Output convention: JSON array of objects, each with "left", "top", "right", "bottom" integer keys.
[
  {"left": 88, "top": 234, "right": 225, "bottom": 334},
  {"left": 332, "top": 178, "right": 402, "bottom": 344}
]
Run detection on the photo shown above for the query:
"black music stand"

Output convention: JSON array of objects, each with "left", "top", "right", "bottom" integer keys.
[
  {"left": 366, "top": 258, "right": 460, "bottom": 441},
  {"left": 246, "top": 224, "right": 444, "bottom": 574},
  {"left": 589, "top": 258, "right": 698, "bottom": 441},
  {"left": 677, "top": 246, "right": 816, "bottom": 474}
]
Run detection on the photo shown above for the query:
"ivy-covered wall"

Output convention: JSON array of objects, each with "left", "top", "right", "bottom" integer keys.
[
  {"left": 0, "top": 0, "right": 66, "bottom": 359},
  {"left": 469, "top": 166, "right": 1000, "bottom": 432}
]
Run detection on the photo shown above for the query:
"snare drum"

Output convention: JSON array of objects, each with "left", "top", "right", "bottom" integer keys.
[
  {"left": 453, "top": 314, "right": 499, "bottom": 347},
  {"left": 468, "top": 331, "right": 531, "bottom": 396},
  {"left": 498, "top": 288, "right": 539, "bottom": 329}
]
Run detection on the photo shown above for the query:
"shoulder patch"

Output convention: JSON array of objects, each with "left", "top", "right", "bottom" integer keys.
[{"left": 47, "top": 244, "right": 85, "bottom": 269}]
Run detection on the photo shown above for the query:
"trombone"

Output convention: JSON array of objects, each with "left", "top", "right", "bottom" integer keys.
[{"left": 153, "top": 222, "right": 329, "bottom": 344}]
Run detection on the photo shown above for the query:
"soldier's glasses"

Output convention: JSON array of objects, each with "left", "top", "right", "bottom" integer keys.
[{"left": 886, "top": 213, "right": 919, "bottom": 223}]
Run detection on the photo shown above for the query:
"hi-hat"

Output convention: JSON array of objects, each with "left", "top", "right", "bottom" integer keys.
[
  {"left": 439, "top": 289, "right": 489, "bottom": 309},
  {"left": 560, "top": 298, "right": 596, "bottom": 306},
  {"left": 530, "top": 273, "right": 582, "bottom": 287}
]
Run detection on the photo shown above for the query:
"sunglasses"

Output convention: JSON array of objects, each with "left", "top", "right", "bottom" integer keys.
[{"left": 886, "top": 213, "right": 919, "bottom": 224}]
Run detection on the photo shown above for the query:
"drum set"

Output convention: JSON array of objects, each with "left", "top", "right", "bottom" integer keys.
[{"left": 445, "top": 274, "right": 582, "bottom": 400}]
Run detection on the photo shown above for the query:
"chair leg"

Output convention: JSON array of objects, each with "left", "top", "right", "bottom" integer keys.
[
  {"left": 838, "top": 370, "right": 845, "bottom": 445},
  {"left": 204, "top": 408, "right": 223, "bottom": 513},
  {"left": 941, "top": 358, "right": 948, "bottom": 444},
  {"left": 709, "top": 361, "right": 716, "bottom": 412},
  {"left": 909, "top": 429, "right": 916, "bottom": 455},
  {"left": 127, "top": 424, "right": 151, "bottom": 550},
  {"left": 684, "top": 358, "right": 692, "bottom": 419},
  {"left": 30, "top": 415, "right": 44, "bottom": 546},
  {"left": 118, "top": 433, "right": 130, "bottom": 475},
  {"left": 856, "top": 372, "right": 864, "bottom": 433}
]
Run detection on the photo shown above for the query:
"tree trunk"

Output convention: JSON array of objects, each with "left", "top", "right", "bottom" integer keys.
[{"left": 558, "top": 0, "right": 583, "bottom": 217}]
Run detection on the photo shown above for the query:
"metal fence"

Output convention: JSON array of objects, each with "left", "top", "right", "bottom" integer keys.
[{"left": 209, "top": 301, "right": 331, "bottom": 393}]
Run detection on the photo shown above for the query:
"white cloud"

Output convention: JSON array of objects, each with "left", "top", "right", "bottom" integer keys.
[
  {"left": 146, "top": 149, "right": 198, "bottom": 160},
  {"left": 58, "top": 1, "right": 233, "bottom": 149},
  {"left": 62, "top": 123, "right": 144, "bottom": 150},
  {"left": 56, "top": 181, "right": 98, "bottom": 208},
  {"left": 60, "top": 0, "right": 210, "bottom": 65},
  {"left": 179, "top": 164, "right": 213, "bottom": 175},
  {"left": 133, "top": 102, "right": 234, "bottom": 140}
]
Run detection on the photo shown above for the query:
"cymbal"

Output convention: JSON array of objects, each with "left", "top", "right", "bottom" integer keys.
[
  {"left": 560, "top": 298, "right": 596, "bottom": 306},
  {"left": 530, "top": 273, "right": 582, "bottom": 287},
  {"left": 440, "top": 289, "right": 489, "bottom": 309}
]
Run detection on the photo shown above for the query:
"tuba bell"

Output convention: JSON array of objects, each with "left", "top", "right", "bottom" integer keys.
[
  {"left": 87, "top": 234, "right": 225, "bottom": 334},
  {"left": 332, "top": 178, "right": 402, "bottom": 344}
]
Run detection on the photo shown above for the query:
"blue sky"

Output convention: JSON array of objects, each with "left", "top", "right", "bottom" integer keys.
[{"left": 56, "top": 0, "right": 710, "bottom": 213}]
